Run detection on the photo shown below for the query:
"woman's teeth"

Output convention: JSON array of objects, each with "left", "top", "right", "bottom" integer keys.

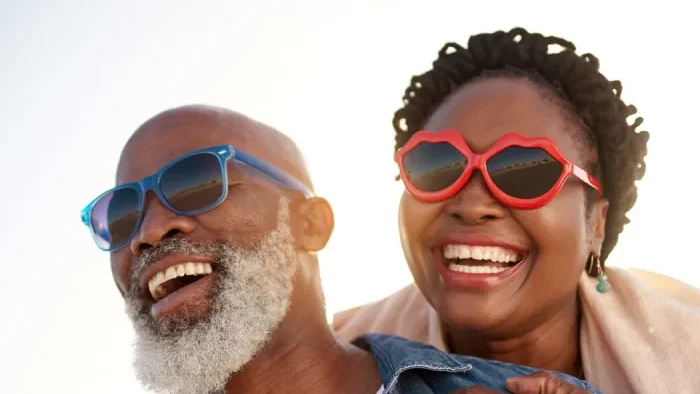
[
  {"left": 448, "top": 264, "right": 511, "bottom": 274},
  {"left": 442, "top": 244, "right": 522, "bottom": 274},
  {"left": 148, "top": 262, "right": 212, "bottom": 300}
]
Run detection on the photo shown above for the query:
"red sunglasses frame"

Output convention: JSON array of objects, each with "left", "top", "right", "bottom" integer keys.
[{"left": 394, "top": 130, "right": 602, "bottom": 209}]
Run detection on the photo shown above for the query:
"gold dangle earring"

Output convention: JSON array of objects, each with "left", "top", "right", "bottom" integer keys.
[{"left": 587, "top": 253, "right": 611, "bottom": 293}]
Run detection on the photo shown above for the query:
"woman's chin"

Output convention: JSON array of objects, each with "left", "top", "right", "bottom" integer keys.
[{"left": 434, "top": 291, "right": 521, "bottom": 334}]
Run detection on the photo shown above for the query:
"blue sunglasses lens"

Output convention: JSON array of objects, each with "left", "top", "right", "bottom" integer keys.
[
  {"left": 90, "top": 152, "right": 225, "bottom": 250},
  {"left": 91, "top": 187, "right": 140, "bottom": 250},
  {"left": 159, "top": 152, "right": 224, "bottom": 212}
]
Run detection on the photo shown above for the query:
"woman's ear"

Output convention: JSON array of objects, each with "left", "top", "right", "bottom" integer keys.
[
  {"left": 589, "top": 197, "right": 609, "bottom": 252},
  {"left": 292, "top": 197, "right": 335, "bottom": 252}
]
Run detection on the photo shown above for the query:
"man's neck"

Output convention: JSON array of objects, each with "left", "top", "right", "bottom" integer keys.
[
  {"left": 445, "top": 296, "right": 582, "bottom": 377},
  {"left": 224, "top": 313, "right": 381, "bottom": 394}
]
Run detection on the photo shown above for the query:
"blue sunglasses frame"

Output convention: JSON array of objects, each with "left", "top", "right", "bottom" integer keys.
[{"left": 81, "top": 144, "right": 313, "bottom": 252}]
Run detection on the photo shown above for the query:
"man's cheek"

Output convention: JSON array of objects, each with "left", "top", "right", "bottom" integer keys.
[
  {"left": 201, "top": 195, "right": 279, "bottom": 248},
  {"left": 111, "top": 252, "right": 132, "bottom": 296}
]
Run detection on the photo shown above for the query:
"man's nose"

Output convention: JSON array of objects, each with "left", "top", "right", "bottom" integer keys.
[
  {"left": 443, "top": 172, "right": 508, "bottom": 225},
  {"left": 129, "top": 193, "right": 197, "bottom": 256}
]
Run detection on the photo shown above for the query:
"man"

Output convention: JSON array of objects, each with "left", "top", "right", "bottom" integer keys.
[{"left": 80, "top": 104, "right": 600, "bottom": 394}]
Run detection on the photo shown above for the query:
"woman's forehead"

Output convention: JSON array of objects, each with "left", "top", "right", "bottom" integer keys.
[{"left": 423, "top": 78, "right": 584, "bottom": 159}]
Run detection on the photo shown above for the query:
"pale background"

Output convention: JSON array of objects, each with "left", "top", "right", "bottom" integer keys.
[{"left": 1, "top": 1, "right": 698, "bottom": 393}]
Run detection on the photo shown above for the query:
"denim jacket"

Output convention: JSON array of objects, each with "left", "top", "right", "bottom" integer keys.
[{"left": 354, "top": 334, "right": 602, "bottom": 394}]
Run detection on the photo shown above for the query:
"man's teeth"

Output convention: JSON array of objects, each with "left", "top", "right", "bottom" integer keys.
[
  {"left": 148, "top": 262, "right": 212, "bottom": 300},
  {"left": 443, "top": 244, "right": 520, "bottom": 263}
]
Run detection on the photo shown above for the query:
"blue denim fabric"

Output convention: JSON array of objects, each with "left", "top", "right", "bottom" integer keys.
[{"left": 354, "top": 334, "right": 602, "bottom": 394}]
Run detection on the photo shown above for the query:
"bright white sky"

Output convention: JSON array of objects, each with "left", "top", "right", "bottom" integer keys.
[{"left": 1, "top": 1, "right": 697, "bottom": 393}]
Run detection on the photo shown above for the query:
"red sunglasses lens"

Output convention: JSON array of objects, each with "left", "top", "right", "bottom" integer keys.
[
  {"left": 402, "top": 142, "right": 467, "bottom": 192},
  {"left": 485, "top": 146, "right": 563, "bottom": 199}
]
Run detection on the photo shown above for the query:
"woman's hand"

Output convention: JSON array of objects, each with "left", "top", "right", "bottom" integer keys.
[{"left": 449, "top": 371, "right": 593, "bottom": 394}]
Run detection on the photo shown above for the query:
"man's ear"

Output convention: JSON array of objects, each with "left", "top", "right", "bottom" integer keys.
[{"left": 293, "top": 197, "right": 334, "bottom": 252}]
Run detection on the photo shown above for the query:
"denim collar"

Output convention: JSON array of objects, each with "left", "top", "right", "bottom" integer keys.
[
  {"left": 353, "top": 333, "right": 473, "bottom": 392},
  {"left": 353, "top": 333, "right": 600, "bottom": 394}
]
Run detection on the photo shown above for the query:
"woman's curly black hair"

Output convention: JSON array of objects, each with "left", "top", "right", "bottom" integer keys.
[{"left": 392, "top": 28, "right": 649, "bottom": 268}]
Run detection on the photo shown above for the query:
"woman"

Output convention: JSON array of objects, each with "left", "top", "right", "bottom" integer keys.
[{"left": 334, "top": 28, "right": 700, "bottom": 393}]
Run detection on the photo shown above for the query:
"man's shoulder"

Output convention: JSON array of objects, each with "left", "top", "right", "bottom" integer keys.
[
  {"left": 355, "top": 333, "right": 600, "bottom": 394},
  {"left": 332, "top": 284, "right": 430, "bottom": 341},
  {"left": 354, "top": 333, "right": 462, "bottom": 367},
  {"left": 353, "top": 333, "right": 472, "bottom": 393}
]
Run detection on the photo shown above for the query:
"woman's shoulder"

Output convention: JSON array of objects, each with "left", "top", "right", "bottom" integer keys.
[
  {"left": 579, "top": 267, "right": 700, "bottom": 392},
  {"left": 332, "top": 283, "right": 432, "bottom": 342},
  {"left": 611, "top": 267, "right": 700, "bottom": 306}
]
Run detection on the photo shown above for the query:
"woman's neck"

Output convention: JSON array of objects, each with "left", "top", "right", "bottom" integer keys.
[{"left": 444, "top": 297, "right": 582, "bottom": 377}]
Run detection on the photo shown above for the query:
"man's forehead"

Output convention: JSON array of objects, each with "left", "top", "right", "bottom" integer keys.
[{"left": 116, "top": 106, "right": 309, "bottom": 186}]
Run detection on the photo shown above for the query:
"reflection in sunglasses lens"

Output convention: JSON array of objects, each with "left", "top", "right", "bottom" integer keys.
[
  {"left": 404, "top": 142, "right": 468, "bottom": 192},
  {"left": 92, "top": 187, "right": 140, "bottom": 249},
  {"left": 160, "top": 153, "right": 225, "bottom": 212},
  {"left": 486, "top": 147, "right": 563, "bottom": 199}
]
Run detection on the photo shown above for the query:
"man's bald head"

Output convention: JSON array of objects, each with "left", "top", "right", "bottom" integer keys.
[{"left": 118, "top": 104, "right": 313, "bottom": 190}]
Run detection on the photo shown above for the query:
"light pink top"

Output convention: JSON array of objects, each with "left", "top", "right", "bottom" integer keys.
[{"left": 333, "top": 268, "right": 700, "bottom": 394}]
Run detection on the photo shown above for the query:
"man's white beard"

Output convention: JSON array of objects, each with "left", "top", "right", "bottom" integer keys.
[{"left": 125, "top": 200, "right": 297, "bottom": 394}]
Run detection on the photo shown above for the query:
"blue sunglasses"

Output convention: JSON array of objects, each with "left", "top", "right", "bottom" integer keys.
[{"left": 81, "top": 145, "right": 313, "bottom": 252}]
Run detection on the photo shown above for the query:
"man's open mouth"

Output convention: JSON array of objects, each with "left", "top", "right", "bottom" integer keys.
[
  {"left": 147, "top": 262, "right": 213, "bottom": 301},
  {"left": 441, "top": 244, "right": 524, "bottom": 274}
]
